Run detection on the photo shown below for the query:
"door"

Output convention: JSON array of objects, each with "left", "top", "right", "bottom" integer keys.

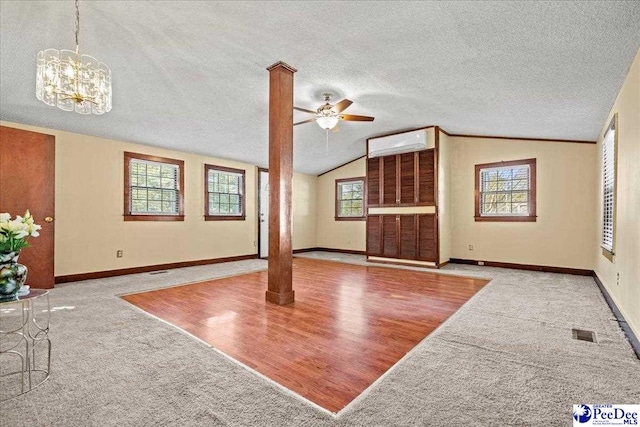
[
  {"left": 382, "top": 155, "right": 398, "bottom": 206},
  {"left": 258, "top": 169, "right": 269, "bottom": 258},
  {"left": 418, "top": 149, "right": 436, "bottom": 205},
  {"left": 382, "top": 215, "right": 399, "bottom": 258},
  {"left": 366, "top": 157, "right": 381, "bottom": 207},
  {"left": 399, "top": 152, "right": 416, "bottom": 205},
  {"left": 399, "top": 215, "right": 417, "bottom": 259},
  {"left": 0, "top": 126, "right": 55, "bottom": 289},
  {"left": 366, "top": 215, "right": 382, "bottom": 256},
  {"left": 418, "top": 213, "right": 437, "bottom": 262}
]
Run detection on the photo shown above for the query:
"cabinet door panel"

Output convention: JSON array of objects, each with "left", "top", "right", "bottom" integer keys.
[
  {"left": 366, "top": 157, "right": 381, "bottom": 207},
  {"left": 382, "top": 215, "right": 399, "bottom": 258},
  {"left": 382, "top": 155, "right": 398, "bottom": 206},
  {"left": 399, "top": 215, "right": 417, "bottom": 260},
  {"left": 418, "top": 150, "right": 435, "bottom": 205},
  {"left": 366, "top": 215, "right": 382, "bottom": 256},
  {"left": 418, "top": 214, "right": 437, "bottom": 261},
  {"left": 399, "top": 152, "right": 416, "bottom": 205}
]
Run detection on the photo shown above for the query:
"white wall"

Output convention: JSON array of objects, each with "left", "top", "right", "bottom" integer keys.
[
  {"left": 316, "top": 158, "right": 366, "bottom": 252},
  {"left": 1, "top": 121, "right": 318, "bottom": 276},
  {"left": 449, "top": 136, "right": 596, "bottom": 269},
  {"left": 593, "top": 48, "right": 640, "bottom": 338},
  {"left": 438, "top": 129, "right": 452, "bottom": 264},
  {"left": 292, "top": 172, "right": 318, "bottom": 250},
  {"left": 316, "top": 126, "right": 598, "bottom": 272}
]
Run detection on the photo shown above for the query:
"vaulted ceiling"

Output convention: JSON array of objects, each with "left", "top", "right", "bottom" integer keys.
[{"left": 1, "top": 1, "right": 639, "bottom": 174}]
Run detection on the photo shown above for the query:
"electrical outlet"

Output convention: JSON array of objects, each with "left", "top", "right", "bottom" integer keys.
[
  {"left": 116, "top": 250, "right": 123, "bottom": 258},
  {"left": 347, "top": 239, "right": 351, "bottom": 245},
  {"left": 253, "top": 240, "right": 256, "bottom": 247},
  {"left": 469, "top": 244, "right": 474, "bottom": 251}
]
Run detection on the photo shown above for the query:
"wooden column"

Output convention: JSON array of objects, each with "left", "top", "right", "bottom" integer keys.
[{"left": 266, "top": 61, "right": 297, "bottom": 305}]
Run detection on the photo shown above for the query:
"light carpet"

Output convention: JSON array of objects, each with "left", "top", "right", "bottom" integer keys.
[{"left": 1, "top": 252, "right": 638, "bottom": 426}]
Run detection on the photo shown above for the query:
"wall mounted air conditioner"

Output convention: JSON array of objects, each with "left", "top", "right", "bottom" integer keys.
[{"left": 368, "top": 129, "right": 428, "bottom": 158}]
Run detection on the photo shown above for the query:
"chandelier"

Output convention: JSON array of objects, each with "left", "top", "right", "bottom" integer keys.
[{"left": 36, "top": 0, "right": 112, "bottom": 114}]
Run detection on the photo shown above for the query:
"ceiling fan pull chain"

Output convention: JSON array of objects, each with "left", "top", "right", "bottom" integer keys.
[{"left": 326, "top": 129, "right": 329, "bottom": 152}]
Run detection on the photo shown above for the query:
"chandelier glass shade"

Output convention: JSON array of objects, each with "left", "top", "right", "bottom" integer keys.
[
  {"left": 35, "top": 0, "right": 112, "bottom": 114},
  {"left": 36, "top": 49, "right": 111, "bottom": 114}
]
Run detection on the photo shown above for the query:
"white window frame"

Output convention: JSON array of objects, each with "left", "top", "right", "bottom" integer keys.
[
  {"left": 124, "top": 152, "right": 184, "bottom": 221},
  {"left": 474, "top": 158, "right": 537, "bottom": 222},
  {"left": 601, "top": 115, "right": 617, "bottom": 254},
  {"left": 335, "top": 177, "right": 366, "bottom": 220},
  {"left": 204, "top": 164, "right": 246, "bottom": 220}
]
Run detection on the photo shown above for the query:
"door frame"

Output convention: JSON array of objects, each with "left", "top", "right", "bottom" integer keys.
[{"left": 257, "top": 167, "right": 269, "bottom": 258}]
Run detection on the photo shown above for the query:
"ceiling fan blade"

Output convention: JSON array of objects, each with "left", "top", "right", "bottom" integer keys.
[
  {"left": 339, "top": 114, "right": 374, "bottom": 122},
  {"left": 294, "top": 106, "right": 317, "bottom": 114},
  {"left": 293, "top": 118, "right": 318, "bottom": 126},
  {"left": 333, "top": 99, "right": 353, "bottom": 113},
  {"left": 332, "top": 123, "right": 340, "bottom": 133}
]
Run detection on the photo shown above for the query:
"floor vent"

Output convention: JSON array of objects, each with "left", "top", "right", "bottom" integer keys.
[
  {"left": 572, "top": 328, "right": 597, "bottom": 343},
  {"left": 149, "top": 270, "right": 168, "bottom": 275}
]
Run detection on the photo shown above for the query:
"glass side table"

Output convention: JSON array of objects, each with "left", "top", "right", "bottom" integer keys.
[{"left": 0, "top": 289, "right": 51, "bottom": 402}]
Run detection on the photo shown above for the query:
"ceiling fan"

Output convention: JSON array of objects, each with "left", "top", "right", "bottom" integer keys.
[{"left": 294, "top": 93, "right": 374, "bottom": 130}]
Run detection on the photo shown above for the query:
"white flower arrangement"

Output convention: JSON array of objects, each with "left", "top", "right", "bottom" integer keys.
[{"left": 0, "top": 211, "right": 42, "bottom": 262}]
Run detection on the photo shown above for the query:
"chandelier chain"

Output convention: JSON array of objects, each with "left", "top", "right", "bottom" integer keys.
[{"left": 75, "top": 0, "right": 80, "bottom": 51}]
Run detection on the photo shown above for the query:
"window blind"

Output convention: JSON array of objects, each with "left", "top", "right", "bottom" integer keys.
[
  {"left": 129, "top": 159, "right": 179, "bottom": 215},
  {"left": 479, "top": 164, "right": 530, "bottom": 216},
  {"left": 208, "top": 169, "right": 244, "bottom": 216},
  {"left": 337, "top": 180, "right": 364, "bottom": 217},
  {"left": 602, "top": 120, "right": 616, "bottom": 252}
]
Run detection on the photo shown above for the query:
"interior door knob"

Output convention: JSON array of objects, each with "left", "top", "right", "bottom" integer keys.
[{"left": 44, "top": 216, "right": 54, "bottom": 223}]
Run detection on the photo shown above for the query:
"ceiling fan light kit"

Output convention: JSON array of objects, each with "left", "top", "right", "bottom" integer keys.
[
  {"left": 317, "top": 115, "right": 340, "bottom": 130},
  {"left": 36, "top": 0, "right": 112, "bottom": 115},
  {"left": 294, "top": 93, "right": 374, "bottom": 130}
]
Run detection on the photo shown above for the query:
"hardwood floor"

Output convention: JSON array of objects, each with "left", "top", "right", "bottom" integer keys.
[{"left": 121, "top": 258, "right": 488, "bottom": 413}]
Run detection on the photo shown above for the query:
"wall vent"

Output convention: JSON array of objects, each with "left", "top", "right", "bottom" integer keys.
[
  {"left": 149, "top": 270, "right": 168, "bottom": 275},
  {"left": 572, "top": 328, "right": 597, "bottom": 343}
]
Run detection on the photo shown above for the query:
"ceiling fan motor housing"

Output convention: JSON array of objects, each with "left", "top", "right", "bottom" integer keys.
[{"left": 318, "top": 103, "right": 337, "bottom": 117}]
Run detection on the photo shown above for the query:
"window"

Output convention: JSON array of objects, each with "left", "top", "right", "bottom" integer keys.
[
  {"left": 335, "top": 177, "right": 366, "bottom": 220},
  {"left": 124, "top": 152, "right": 184, "bottom": 221},
  {"left": 205, "top": 164, "right": 245, "bottom": 220},
  {"left": 601, "top": 115, "right": 617, "bottom": 254},
  {"left": 474, "top": 158, "right": 536, "bottom": 222}
]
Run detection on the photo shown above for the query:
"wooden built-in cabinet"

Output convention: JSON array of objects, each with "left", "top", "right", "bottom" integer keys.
[
  {"left": 417, "top": 213, "right": 437, "bottom": 261},
  {"left": 367, "top": 157, "right": 381, "bottom": 206},
  {"left": 417, "top": 150, "right": 436, "bottom": 205},
  {"left": 366, "top": 149, "right": 435, "bottom": 207},
  {"left": 366, "top": 214, "right": 437, "bottom": 262},
  {"left": 366, "top": 147, "right": 438, "bottom": 264}
]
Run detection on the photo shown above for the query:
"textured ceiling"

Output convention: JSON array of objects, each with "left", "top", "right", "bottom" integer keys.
[{"left": 1, "top": 1, "right": 639, "bottom": 175}]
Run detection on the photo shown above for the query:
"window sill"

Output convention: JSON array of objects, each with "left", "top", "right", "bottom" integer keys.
[
  {"left": 474, "top": 216, "right": 537, "bottom": 222},
  {"left": 205, "top": 215, "right": 246, "bottom": 221},
  {"left": 601, "top": 246, "right": 615, "bottom": 262},
  {"left": 335, "top": 216, "right": 366, "bottom": 221},
  {"left": 124, "top": 215, "right": 185, "bottom": 222}
]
